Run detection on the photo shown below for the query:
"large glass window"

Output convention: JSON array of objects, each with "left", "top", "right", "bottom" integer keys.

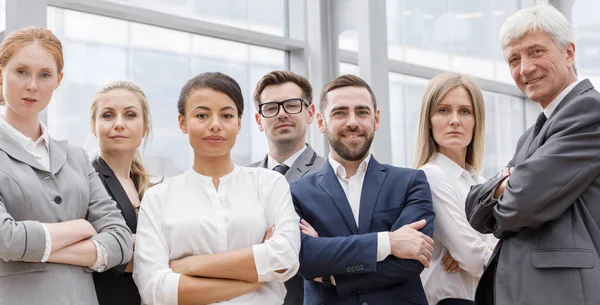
[
  {"left": 384, "top": 0, "right": 519, "bottom": 83},
  {"left": 47, "top": 7, "right": 285, "bottom": 177},
  {"left": 572, "top": 0, "right": 600, "bottom": 86},
  {"left": 105, "top": 0, "right": 286, "bottom": 36}
]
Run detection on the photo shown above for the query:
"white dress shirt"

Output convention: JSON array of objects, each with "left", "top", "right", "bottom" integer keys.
[
  {"left": 543, "top": 78, "right": 582, "bottom": 119},
  {"left": 419, "top": 153, "right": 498, "bottom": 305},
  {"left": 133, "top": 165, "right": 301, "bottom": 305},
  {"left": 267, "top": 145, "right": 307, "bottom": 170},
  {"left": 0, "top": 117, "right": 108, "bottom": 269},
  {"left": 327, "top": 154, "right": 391, "bottom": 262}
]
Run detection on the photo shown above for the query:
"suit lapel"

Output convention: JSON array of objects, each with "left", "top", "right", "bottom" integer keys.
[
  {"left": 287, "top": 144, "right": 317, "bottom": 180},
  {"left": 524, "top": 80, "right": 595, "bottom": 160},
  {"left": 49, "top": 138, "right": 69, "bottom": 175},
  {"left": 358, "top": 157, "right": 387, "bottom": 234},
  {"left": 317, "top": 164, "right": 358, "bottom": 234},
  {"left": 259, "top": 154, "right": 268, "bottom": 169},
  {"left": 0, "top": 129, "right": 48, "bottom": 172},
  {"left": 94, "top": 157, "right": 138, "bottom": 232}
]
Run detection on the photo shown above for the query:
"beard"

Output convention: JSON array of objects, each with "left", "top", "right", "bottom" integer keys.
[{"left": 327, "top": 129, "right": 374, "bottom": 161}]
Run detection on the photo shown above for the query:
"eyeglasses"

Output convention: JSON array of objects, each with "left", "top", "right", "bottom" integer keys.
[{"left": 258, "top": 98, "right": 309, "bottom": 118}]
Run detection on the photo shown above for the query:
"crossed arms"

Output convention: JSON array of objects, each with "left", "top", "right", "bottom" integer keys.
[{"left": 294, "top": 170, "right": 435, "bottom": 299}]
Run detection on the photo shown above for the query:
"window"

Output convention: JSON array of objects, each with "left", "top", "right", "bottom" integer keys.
[
  {"left": 572, "top": 0, "right": 600, "bottom": 86},
  {"left": 47, "top": 7, "right": 285, "bottom": 177},
  {"left": 105, "top": 0, "right": 286, "bottom": 36},
  {"left": 0, "top": 0, "right": 5, "bottom": 32},
  {"left": 385, "top": 0, "right": 519, "bottom": 83}
]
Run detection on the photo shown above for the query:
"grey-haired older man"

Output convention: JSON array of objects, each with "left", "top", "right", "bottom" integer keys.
[{"left": 465, "top": 4, "right": 600, "bottom": 305}]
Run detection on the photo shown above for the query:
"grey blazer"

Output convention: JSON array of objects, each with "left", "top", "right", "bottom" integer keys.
[
  {"left": 0, "top": 130, "right": 133, "bottom": 305},
  {"left": 465, "top": 79, "right": 600, "bottom": 305},
  {"left": 249, "top": 144, "right": 327, "bottom": 181}
]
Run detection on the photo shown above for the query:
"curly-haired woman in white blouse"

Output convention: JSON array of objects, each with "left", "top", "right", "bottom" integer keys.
[
  {"left": 415, "top": 72, "right": 497, "bottom": 305},
  {"left": 133, "top": 72, "right": 300, "bottom": 305}
]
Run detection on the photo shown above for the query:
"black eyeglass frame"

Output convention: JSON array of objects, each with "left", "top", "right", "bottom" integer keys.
[{"left": 258, "top": 98, "right": 310, "bottom": 118}]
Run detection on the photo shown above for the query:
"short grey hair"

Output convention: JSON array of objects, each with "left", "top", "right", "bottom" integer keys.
[{"left": 499, "top": 4, "right": 573, "bottom": 53}]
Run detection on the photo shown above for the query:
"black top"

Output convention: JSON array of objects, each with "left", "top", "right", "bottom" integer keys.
[{"left": 92, "top": 157, "right": 141, "bottom": 305}]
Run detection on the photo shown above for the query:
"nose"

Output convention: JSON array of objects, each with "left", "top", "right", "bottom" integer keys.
[
  {"left": 276, "top": 104, "right": 289, "bottom": 119},
  {"left": 520, "top": 56, "right": 536, "bottom": 77},
  {"left": 114, "top": 114, "right": 125, "bottom": 130},
  {"left": 209, "top": 115, "right": 222, "bottom": 131},
  {"left": 345, "top": 112, "right": 359, "bottom": 128},
  {"left": 450, "top": 112, "right": 460, "bottom": 126},
  {"left": 27, "top": 77, "right": 38, "bottom": 92}
]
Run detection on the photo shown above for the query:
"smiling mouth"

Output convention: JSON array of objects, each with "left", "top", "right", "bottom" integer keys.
[{"left": 525, "top": 77, "right": 542, "bottom": 85}]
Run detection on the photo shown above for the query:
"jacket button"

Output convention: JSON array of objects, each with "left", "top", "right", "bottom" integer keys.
[{"left": 54, "top": 196, "right": 62, "bottom": 204}]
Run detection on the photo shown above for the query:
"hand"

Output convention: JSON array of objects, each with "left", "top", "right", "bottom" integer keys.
[
  {"left": 495, "top": 167, "right": 514, "bottom": 179},
  {"left": 263, "top": 226, "right": 275, "bottom": 242},
  {"left": 299, "top": 219, "right": 319, "bottom": 237},
  {"left": 442, "top": 251, "right": 461, "bottom": 273},
  {"left": 314, "top": 275, "right": 336, "bottom": 286},
  {"left": 389, "top": 220, "right": 434, "bottom": 267}
]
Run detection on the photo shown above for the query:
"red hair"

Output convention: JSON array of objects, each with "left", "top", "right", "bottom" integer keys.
[{"left": 0, "top": 27, "right": 64, "bottom": 73}]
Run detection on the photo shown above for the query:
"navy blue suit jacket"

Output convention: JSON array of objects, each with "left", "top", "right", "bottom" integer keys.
[{"left": 290, "top": 156, "right": 434, "bottom": 305}]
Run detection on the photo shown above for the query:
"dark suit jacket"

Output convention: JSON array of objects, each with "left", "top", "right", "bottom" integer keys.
[
  {"left": 291, "top": 156, "right": 434, "bottom": 305},
  {"left": 249, "top": 143, "right": 326, "bottom": 305},
  {"left": 92, "top": 157, "right": 141, "bottom": 305},
  {"left": 466, "top": 79, "right": 600, "bottom": 305}
]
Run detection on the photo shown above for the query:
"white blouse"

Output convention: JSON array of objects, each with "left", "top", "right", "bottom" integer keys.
[
  {"left": 133, "top": 165, "right": 301, "bottom": 305},
  {"left": 419, "top": 153, "right": 498, "bottom": 305}
]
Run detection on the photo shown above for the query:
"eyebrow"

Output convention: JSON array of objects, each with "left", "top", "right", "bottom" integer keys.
[
  {"left": 100, "top": 106, "right": 140, "bottom": 111},
  {"left": 438, "top": 103, "right": 473, "bottom": 108},
  {"left": 192, "top": 105, "right": 236, "bottom": 112}
]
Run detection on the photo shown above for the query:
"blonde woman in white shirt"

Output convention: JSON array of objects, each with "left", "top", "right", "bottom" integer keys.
[
  {"left": 414, "top": 72, "right": 497, "bottom": 305},
  {"left": 133, "top": 72, "right": 301, "bottom": 305}
]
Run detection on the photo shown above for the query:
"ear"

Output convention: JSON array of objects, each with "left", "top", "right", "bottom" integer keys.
[
  {"left": 56, "top": 71, "right": 64, "bottom": 88},
  {"left": 566, "top": 42, "right": 576, "bottom": 67},
  {"left": 178, "top": 113, "right": 188, "bottom": 134},
  {"left": 91, "top": 123, "right": 97, "bottom": 138},
  {"left": 306, "top": 104, "right": 315, "bottom": 124},
  {"left": 254, "top": 113, "right": 264, "bottom": 131},
  {"left": 374, "top": 109, "right": 381, "bottom": 131},
  {"left": 317, "top": 112, "right": 326, "bottom": 134},
  {"left": 237, "top": 116, "right": 242, "bottom": 134}
]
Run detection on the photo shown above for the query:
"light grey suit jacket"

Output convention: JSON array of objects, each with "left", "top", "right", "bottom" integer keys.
[
  {"left": 249, "top": 144, "right": 327, "bottom": 181},
  {"left": 0, "top": 130, "right": 133, "bottom": 305},
  {"left": 465, "top": 79, "right": 600, "bottom": 305}
]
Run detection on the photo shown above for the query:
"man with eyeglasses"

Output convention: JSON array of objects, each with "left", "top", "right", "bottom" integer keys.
[{"left": 249, "top": 70, "right": 326, "bottom": 305}]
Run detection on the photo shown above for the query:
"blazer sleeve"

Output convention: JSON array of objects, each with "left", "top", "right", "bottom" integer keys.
[
  {"left": 293, "top": 193, "right": 379, "bottom": 280},
  {"left": 0, "top": 173, "right": 47, "bottom": 261},
  {"left": 475, "top": 95, "right": 600, "bottom": 237},
  {"left": 252, "top": 174, "right": 300, "bottom": 283},
  {"left": 83, "top": 149, "right": 133, "bottom": 269},
  {"left": 331, "top": 169, "right": 435, "bottom": 299},
  {"left": 133, "top": 187, "right": 181, "bottom": 305}
]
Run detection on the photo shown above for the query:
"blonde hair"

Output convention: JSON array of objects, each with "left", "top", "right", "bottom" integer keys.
[
  {"left": 414, "top": 72, "right": 486, "bottom": 172},
  {"left": 0, "top": 27, "right": 64, "bottom": 106},
  {"left": 90, "top": 81, "right": 156, "bottom": 199}
]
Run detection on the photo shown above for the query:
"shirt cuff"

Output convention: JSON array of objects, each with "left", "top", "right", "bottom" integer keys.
[
  {"left": 40, "top": 224, "right": 52, "bottom": 263},
  {"left": 90, "top": 240, "right": 109, "bottom": 272},
  {"left": 376, "top": 232, "right": 391, "bottom": 262}
]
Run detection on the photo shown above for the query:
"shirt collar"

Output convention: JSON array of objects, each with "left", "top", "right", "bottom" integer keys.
[
  {"left": 0, "top": 116, "right": 50, "bottom": 150},
  {"left": 433, "top": 152, "right": 477, "bottom": 180},
  {"left": 328, "top": 152, "right": 371, "bottom": 179},
  {"left": 543, "top": 78, "right": 582, "bottom": 119},
  {"left": 267, "top": 144, "right": 307, "bottom": 170}
]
